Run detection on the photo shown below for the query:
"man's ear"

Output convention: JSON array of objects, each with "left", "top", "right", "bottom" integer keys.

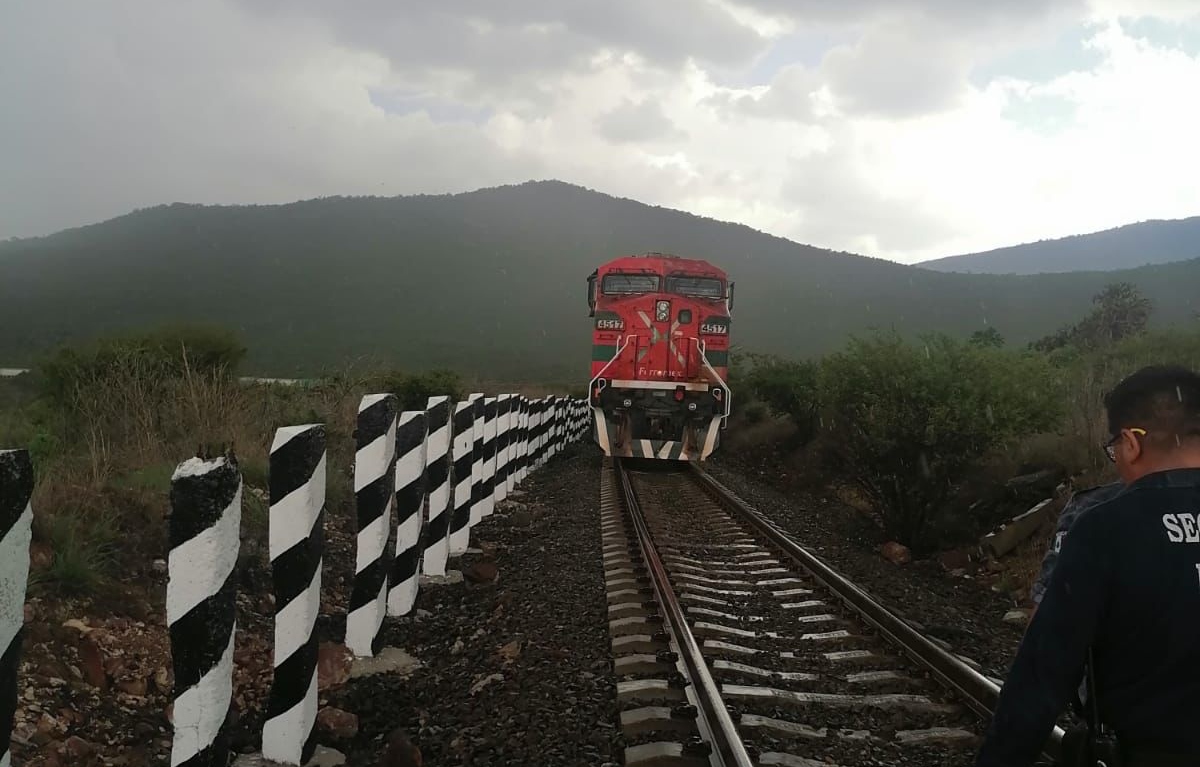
[{"left": 1122, "top": 428, "right": 1144, "bottom": 462}]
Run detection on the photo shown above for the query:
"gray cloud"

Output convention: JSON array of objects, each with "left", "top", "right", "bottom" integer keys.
[
  {"left": 708, "top": 64, "right": 820, "bottom": 121},
  {"left": 244, "top": 1, "right": 767, "bottom": 101},
  {"left": 781, "top": 141, "right": 965, "bottom": 254},
  {"left": 820, "top": 23, "right": 972, "bottom": 118},
  {"left": 0, "top": 2, "right": 544, "bottom": 239},
  {"left": 596, "top": 99, "right": 687, "bottom": 143}
]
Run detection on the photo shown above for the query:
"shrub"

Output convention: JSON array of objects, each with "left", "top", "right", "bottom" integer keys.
[
  {"left": 743, "top": 354, "right": 820, "bottom": 442},
  {"left": 818, "top": 332, "right": 1063, "bottom": 549},
  {"left": 365, "top": 368, "right": 465, "bottom": 411},
  {"left": 37, "top": 324, "right": 246, "bottom": 411}
]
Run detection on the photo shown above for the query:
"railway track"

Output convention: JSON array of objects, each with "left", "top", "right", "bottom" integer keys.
[{"left": 600, "top": 458, "right": 1063, "bottom": 767}]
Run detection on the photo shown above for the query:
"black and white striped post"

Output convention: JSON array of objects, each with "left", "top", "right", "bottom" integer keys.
[
  {"left": 448, "top": 401, "right": 474, "bottom": 557},
  {"left": 516, "top": 396, "right": 530, "bottom": 485},
  {"left": 481, "top": 397, "right": 497, "bottom": 519},
  {"left": 388, "top": 411, "right": 426, "bottom": 617},
  {"left": 422, "top": 396, "right": 453, "bottom": 577},
  {"left": 496, "top": 395, "right": 512, "bottom": 501},
  {"left": 263, "top": 424, "right": 326, "bottom": 765},
  {"left": 510, "top": 396, "right": 523, "bottom": 488},
  {"left": 347, "top": 394, "right": 398, "bottom": 658},
  {"left": 468, "top": 393, "right": 485, "bottom": 529},
  {"left": 168, "top": 454, "right": 242, "bottom": 767},
  {"left": 532, "top": 398, "right": 547, "bottom": 470},
  {"left": 1, "top": 450, "right": 33, "bottom": 767}
]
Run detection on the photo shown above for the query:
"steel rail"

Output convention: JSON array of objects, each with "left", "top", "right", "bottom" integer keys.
[
  {"left": 614, "top": 458, "right": 756, "bottom": 767},
  {"left": 687, "top": 463, "right": 1065, "bottom": 762}
]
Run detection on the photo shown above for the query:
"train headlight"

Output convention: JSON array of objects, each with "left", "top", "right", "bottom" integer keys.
[
  {"left": 687, "top": 402, "right": 697, "bottom": 411},
  {"left": 655, "top": 300, "right": 670, "bottom": 322},
  {"left": 622, "top": 398, "right": 633, "bottom": 408}
]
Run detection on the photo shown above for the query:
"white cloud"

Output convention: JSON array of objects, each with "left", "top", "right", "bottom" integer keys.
[{"left": 1, "top": 0, "right": 1199, "bottom": 267}]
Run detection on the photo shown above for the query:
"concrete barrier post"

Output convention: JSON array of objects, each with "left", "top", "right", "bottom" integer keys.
[
  {"left": 347, "top": 394, "right": 399, "bottom": 658},
  {"left": 448, "top": 401, "right": 474, "bottom": 556},
  {"left": 168, "top": 454, "right": 242, "bottom": 767},
  {"left": 481, "top": 397, "right": 497, "bottom": 518},
  {"left": 1, "top": 450, "right": 33, "bottom": 767},
  {"left": 263, "top": 425, "right": 327, "bottom": 765},
  {"left": 515, "top": 397, "right": 529, "bottom": 485},
  {"left": 499, "top": 395, "right": 514, "bottom": 498},
  {"left": 422, "top": 396, "right": 453, "bottom": 576},
  {"left": 468, "top": 394, "right": 485, "bottom": 528},
  {"left": 388, "top": 412, "right": 427, "bottom": 617}
]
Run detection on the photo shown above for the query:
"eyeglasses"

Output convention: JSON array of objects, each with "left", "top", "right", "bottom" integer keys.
[{"left": 1103, "top": 428, "right": 1147, "bottom": 463}]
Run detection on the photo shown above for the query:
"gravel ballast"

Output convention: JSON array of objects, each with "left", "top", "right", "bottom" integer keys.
[
  {"left": 331, "top": 445, "right": 621, "bottom": 766},
  {"left": 704, "top": 463, "right": 1026, "bottom": 680}
]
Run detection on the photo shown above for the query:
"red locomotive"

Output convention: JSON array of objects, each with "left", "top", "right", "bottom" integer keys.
[{"left": 586, "top": 253, "right": 732, "bottom": 460}]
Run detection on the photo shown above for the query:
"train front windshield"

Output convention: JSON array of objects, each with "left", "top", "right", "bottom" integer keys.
[
  {"left": 666, "top": 275, "right": 724, "bottom": 299},
  {"left": 602, "top": 273, "right": 661, "bottom": 294}
]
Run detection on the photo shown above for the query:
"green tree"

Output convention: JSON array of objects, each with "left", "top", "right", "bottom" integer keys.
[
  {"left": 819, "top": 333, "right": 1062, "bottom": 549},
  {"left": 968, "top": 327, "right": 1005, "bottom": 348},
  {"left": 1033, "top": 282, "right": 1152, "bottom": 353}
]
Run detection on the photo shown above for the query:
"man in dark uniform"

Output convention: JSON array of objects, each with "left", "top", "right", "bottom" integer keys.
[{"left": 975, "top": 365, "right": 1200, "bottom": 766}]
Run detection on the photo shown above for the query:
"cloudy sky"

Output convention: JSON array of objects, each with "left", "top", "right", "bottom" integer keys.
[{"left": 3, "top": 1, "right": 1200, "bottom": 263}]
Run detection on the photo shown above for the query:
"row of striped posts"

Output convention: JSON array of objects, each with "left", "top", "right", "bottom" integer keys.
[{"left": 0, "top": 395, "right": 591, "bottom": 767}]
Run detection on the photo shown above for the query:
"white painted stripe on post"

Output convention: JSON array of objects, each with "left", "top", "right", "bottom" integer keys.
[
  {"left": 0, "top": 506, "right": 31, "bottom": 670},
  {"left": 347, "top": 394, "right": 398, "bottom": 658},
  {"left": 166, "top": 485, "right": 242, "bottom": 624},
  {"left": 1, "top": 451, "right": 33, "bottom": 767},
  {"left": 448, "top": 401, "right": 474, "bottom": 556},
  {"left": 170, "top": 630, "right": 236, "bottom": 766},
  {"left": 267, "top": 453, "right": 327, "bottom": 556},
  {"left": 273, "top": 579, "right": 321, "bottom": 668},
  {"left": 388, "top": 411, "right": 427, "bottom": 617},
  {"left": 482, "top": 397, "right": 497, "bottom": 518},
  {"left": 469, "top": 393, "right": 485, "bottom": 527},
  {"left": 353, "top": 432, "right": 393, "bottom": 493},
  {"left": 423, "top": 397, "right": 452, "bottom": 576}
]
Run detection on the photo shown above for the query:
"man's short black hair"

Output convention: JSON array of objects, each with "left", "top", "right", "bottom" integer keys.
[{"left": 1105, "top": 365, "right": 1200, "bottom": 445}]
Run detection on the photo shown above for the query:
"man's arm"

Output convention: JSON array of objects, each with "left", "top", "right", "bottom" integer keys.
[{"left": 975, "top": 512, "right": 1112, "bottom": 766}]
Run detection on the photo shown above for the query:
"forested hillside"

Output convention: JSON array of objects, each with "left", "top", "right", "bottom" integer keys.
[
  {"left": 920, "top": 216, "right": 1200, "bottom": 274},
  {"left": 1, "top": 181, "right": 1197, "bottom": 378}
]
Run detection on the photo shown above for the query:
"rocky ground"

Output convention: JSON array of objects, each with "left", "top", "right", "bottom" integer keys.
[
  {"left": 332, "top": 444, "right": 620, "bottom": 766},
  {"left": 10, "top": 430, "right": 1066, "bottom": 767}
]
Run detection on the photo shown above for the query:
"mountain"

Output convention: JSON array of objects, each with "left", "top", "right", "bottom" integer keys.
[
  {"left": 920, "top": 216, "right": 1200, "bottom": 274},
  {"left": 1, "top": 181, "right": 1198, "bottom": 380}
]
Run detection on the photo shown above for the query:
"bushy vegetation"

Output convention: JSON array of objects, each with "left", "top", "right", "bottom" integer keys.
[
  {"left": 819, "top": 334, "right": 1061, "bottom": 547},
  {"left": 0, "top": 326, "right": 473, "bottom": 598},
  {"left": 740, "top": 283, "right": 1200, "bottom": 551}
]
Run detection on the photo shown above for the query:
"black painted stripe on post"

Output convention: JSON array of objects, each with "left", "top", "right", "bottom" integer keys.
[
  {"left": 347, "top": 394, "right": 399, "bottom": 657},
  {"left": 262, "top": 424, "right": 326, "bottom": 765},
  {"left": 423, "top": 396, "right": 453, "bottom": 576},
  {"left": 448, "top": 401, "right": 474, "bottom": 556},
  {"left": 0, "top": 450, "right": 33, "bottom": 767},
  {"left": 388, "top": 411, "right": 427, "bottom": 616},
  {"left": 496, "top": 395, "right": 512, "bottom": 500},
  {"left": 168, "top": 455, "right": 241, "bottom": 767},
  {"left": 481, "top": 397, "right": 497, "bottom": 519},
  {"left": 468, "top": 394, "right": 485, "bottom": 528}
]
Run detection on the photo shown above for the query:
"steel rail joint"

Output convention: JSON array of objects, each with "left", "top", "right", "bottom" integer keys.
[
  {"left": 687, "top": 463, "right": 1064, "bottom": 762},
  {"left": 614, "top": 459, "right": 756, "bottom": 767}
]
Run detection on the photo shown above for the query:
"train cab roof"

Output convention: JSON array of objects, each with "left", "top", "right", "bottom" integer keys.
[{"left": 594, "top": 252, "right": 727, "bottom": 280}]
